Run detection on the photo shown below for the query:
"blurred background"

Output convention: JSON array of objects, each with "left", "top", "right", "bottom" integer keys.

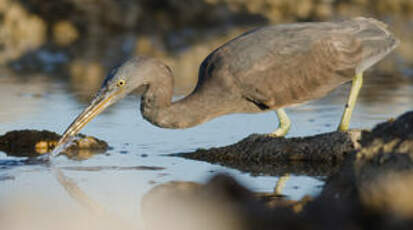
[{"left": 0, "top": 0, "right": 412, "bottom": 103}]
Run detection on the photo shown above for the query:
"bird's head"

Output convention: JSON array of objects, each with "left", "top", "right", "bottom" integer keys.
[{"left": 52, "top": 56, "right": 165, "bottom": 156}]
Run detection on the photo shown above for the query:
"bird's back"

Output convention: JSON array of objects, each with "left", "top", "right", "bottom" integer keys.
[
  {"left": 195, "top": 17, "right": 399, "bottom": 111},
  {"left": 350, "top": 18, "right": 399, "bottom": 73}
]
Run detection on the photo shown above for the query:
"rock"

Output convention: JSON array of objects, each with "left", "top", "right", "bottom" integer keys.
[
  {"left": 178, "top": 111, "right": 413, "bottom": 179},
  {"left": 142, "top": 174, "right": 307, "bottom": 230},
  {"left": 141, "top": 173, "right": 360, "bottom": 230},
  {"left": 143, "top": 114, "right": 413, "bottom": 229},
  {"left": 177, "top": 130, "right": 361, "bottom": 176},
  {"left": 0, "top": 129, "right": 109, "bottom": 159},
  {"left": 354, "top": 111, "right": 413, "bottom": 219},
  {"left": 144, "top": 111, "right": 413, "bottom": 229}
]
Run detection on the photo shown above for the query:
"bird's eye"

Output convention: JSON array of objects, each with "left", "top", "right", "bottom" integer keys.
[{"left": 117, "top": 80, "right": 126, "bottom": 88}]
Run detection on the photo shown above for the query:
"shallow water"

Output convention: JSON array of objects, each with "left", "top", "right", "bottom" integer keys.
[{"left": 0, "top": 71, "right": 412, "bottom": 226}]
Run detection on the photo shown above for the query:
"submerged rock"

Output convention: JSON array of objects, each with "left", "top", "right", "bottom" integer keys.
[{"left": 0, "top": 129, "right": 108, "bottom": 159}]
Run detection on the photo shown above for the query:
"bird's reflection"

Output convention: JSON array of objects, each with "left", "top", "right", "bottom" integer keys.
[
  {"left": 50, "top": 162, "right": 302, "bottom": 230},
  {"left": 49, "top": 163, "right": 164, "bottom": 214},
  {"left": 52, "top": 166, "right": 107, "bottom": 215}
]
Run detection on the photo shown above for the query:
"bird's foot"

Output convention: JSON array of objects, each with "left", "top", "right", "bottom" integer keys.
[
  {"left": 267, "top": 128, "right": 288, "bottom": 138},
  {"left": 268, "top": 109, "right": 291, "bottom": 137},
  {"left": 274, "top": 174, "right": 290, "bottom": 196}
]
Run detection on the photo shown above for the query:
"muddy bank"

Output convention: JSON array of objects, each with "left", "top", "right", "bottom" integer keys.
[
  {"left": 0, "top": 129, "right": 108, "bottom": 160},
  {"left": 142, "top": 111, "right": 413, "bottom": 230}
]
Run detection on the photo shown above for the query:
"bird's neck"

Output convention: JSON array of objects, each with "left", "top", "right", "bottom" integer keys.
[{"left": 141, "top": 77, "right": 213, "bottom": 129}]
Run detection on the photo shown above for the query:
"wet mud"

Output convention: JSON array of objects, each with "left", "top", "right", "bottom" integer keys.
[
  {"left": 0, "top": 129, "right": 108, "bottom": 159},
  {"left": 143, "top": 111, "right": 413, "bottom": 230}
]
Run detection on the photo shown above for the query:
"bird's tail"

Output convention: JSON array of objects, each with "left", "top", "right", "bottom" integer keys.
[{"left": 352, "top": 17, "right": 399, "bottom": 74}]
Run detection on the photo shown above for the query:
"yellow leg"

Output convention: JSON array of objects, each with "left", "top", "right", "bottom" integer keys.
[
  {"left": 270, "top": 108, "right": 291, "bottom": 137},
  {"left": 338, "top": 72, "right": 363, "bottom": 131},
  {"left": 274, "top": 174, "right": 290, "bottom": 196}
]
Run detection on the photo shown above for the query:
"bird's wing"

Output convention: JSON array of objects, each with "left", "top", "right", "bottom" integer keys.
[
  {"left": 196, "top": 18, "right": 398, "bottom": 109},
  {"left": 225, "top": 23, "right": 365, "bottom": 108},
  {"left": 225, "top": 18, "right": 397, "bottom": 79}
]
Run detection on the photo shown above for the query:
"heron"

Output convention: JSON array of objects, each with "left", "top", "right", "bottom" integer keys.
[{"left": 52, "top": 17, "right": 398, "bottom": 156}]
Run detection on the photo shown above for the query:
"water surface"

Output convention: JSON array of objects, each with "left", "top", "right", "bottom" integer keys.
[{"left": 0, "top": 71, "right": 412, "bottom": 226}]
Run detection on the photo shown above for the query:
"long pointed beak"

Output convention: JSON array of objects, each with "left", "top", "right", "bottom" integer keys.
[{"left": 51, "top": 89, "right": 122, "bottom": 157}]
